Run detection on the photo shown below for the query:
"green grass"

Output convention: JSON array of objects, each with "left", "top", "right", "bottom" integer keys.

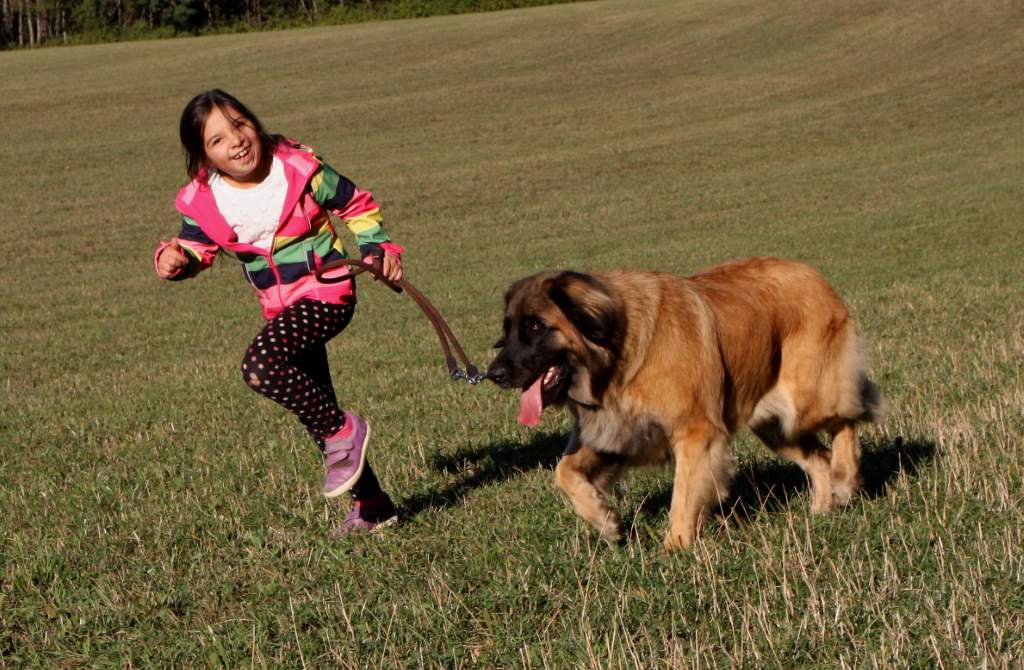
[{"left": 2, "top": 0, "right": 1023, "bottom": 666}]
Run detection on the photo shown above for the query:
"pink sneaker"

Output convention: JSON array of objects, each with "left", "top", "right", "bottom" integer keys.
[
  {"left": 322, "top": 412, "right": 370, "bottom": 498},
  {"left": 333, "top": 493, "right": 398, "bottom": 537}
]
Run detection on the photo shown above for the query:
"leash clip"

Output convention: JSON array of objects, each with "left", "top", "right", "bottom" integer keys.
[{"left": 451, "top": 367, "right": 485, "bottom": 385}]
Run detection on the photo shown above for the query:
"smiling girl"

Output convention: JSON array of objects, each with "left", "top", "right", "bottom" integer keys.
[{"left": 154, "top": 90, "right": 402, "bottom": 535}]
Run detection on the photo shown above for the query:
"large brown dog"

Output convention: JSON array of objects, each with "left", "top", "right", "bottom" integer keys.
[{"left": 486, "top": 257, "right": 886, "bottom": 549}]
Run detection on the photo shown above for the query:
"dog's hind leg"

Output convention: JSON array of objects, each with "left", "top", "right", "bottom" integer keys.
[
  {"left": 664, "top": 423, "right": 733, "bottom": 550},
  {"left": 554, "top": 446, "right": 625, "bottom": 542},
  {"left": 751, "top": 389, "right": 835, "bottom": 514},
  {"left": 774, "top": 435, "right": 834, "bottom": 514},
  {"left": 754, "top": 423, "right": 835, "bottom": 514},
  {"left": 829, "top": 421, "right": 861, "bottom": 506}
]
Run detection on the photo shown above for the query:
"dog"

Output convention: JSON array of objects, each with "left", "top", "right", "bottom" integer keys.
[{"left": 486, "top": 257, "right": 886, "bottom": 549}]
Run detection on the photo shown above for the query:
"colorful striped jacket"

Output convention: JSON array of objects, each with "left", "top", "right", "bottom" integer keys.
[{"left": 154, "top": 140, "right": 399, "bottom": 319}]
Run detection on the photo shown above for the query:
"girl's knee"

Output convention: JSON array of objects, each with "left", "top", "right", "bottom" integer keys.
[{"left": 241, "top": 358, "right": 271, "bottom": 391}]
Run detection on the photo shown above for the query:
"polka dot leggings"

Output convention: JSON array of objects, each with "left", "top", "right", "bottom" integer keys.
[{"left": 241, "top": 299, "right": 354, "bottom": 447}]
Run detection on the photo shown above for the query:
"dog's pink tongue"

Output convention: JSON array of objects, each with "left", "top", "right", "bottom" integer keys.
[{"left": 518, "top": 377, "right": 544, "bottom": 427}]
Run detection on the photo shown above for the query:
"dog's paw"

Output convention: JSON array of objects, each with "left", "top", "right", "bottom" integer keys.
[
  {"left": 662, "top": 531, "right": 695, "bottom": 552},
  {"left": 597, "top": 520, "right": 624, "bottom": 545},
  {"left": 831, "top": 482, "right": 859, "bottom": 507}
]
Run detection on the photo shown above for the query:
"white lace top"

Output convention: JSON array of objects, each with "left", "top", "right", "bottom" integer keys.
[{"left": 208, "top": 156, "right": 288, "bottom": 250}]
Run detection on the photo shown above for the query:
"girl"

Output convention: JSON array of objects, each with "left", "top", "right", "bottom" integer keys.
[{"left": 154, "top": 89, "right": 401, "bottom": 535}]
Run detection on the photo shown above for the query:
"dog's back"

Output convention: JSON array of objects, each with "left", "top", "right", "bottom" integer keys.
[{"left": 685, "top": 257, "right": 884, "bottom": 437}]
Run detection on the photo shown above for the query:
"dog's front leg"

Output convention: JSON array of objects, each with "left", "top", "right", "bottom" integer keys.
[
  {"left": 554, "top": 445, "right": 624, "bottom": 542},
  {"left": 664, "top": 423, "right": 733, "bottom": 550}
]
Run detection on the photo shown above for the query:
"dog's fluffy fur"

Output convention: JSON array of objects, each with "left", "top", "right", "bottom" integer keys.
[{"left": 487, "top": 257, "right": 886, "bottom": 549}]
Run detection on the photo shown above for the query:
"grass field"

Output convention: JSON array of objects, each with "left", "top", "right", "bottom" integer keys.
[{"left": 2, "top": 0, "right": 1023, "bottom": 666}]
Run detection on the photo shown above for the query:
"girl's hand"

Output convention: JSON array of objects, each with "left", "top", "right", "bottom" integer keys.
[
  {"left": 364, "top": 252, "right": 404, "bottom": 283},
  {"left": 382, "top": 252, "right": 404, "bottom": 283},
  {"left": 157, "top": 240, "right": 188, "bottom": 279}
]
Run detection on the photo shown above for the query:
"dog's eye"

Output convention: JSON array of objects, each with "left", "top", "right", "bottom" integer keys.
[{"left": 518, "top": 316, "right": 546, "bottom": 341}]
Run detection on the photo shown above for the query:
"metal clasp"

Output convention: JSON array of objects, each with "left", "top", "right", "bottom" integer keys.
[{"left": 451, "top": 368, "right": 485, "bottom": 385}]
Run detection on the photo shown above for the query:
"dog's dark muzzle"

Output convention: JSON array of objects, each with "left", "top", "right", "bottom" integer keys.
[{"left": 485, "top": 359, "right": 512, "bottom": 387}]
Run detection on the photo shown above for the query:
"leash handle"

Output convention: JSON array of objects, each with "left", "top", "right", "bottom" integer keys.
[
  {"left": 315, "top": 258, "right": 484, "bottom": 385},
  {"left": 315, "top": 257, "right": 404, "bottom": 294}
]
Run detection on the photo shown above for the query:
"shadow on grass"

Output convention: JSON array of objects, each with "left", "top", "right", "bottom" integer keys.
[
  {"left": 397, "top": 430, "right": 566, "bottom": 518},
  {"left": 631, "top": 435, "right": 937, "bottom": 526}
]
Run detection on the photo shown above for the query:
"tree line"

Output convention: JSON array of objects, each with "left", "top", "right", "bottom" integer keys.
[{"left": 1, "top": 0, "right": 574, "bottom": 49}]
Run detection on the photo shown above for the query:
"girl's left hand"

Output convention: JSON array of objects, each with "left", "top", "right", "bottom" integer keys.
[
  {"left": 381, "top": 253, "right": 404, "bottom": 283},
  {"left": 365, "top": 253, "right": 404, "bottom": 283}
]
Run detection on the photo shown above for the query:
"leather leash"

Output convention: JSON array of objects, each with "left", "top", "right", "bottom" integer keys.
[{"left": 315, "top": 258, "right": 485, "bottom": 385}]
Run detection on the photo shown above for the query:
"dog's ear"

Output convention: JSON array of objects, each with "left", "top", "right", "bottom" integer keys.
[
  {"left": 546, "top": 272, "right": 622, "bottom": 407},
  {"left": 546, "top": 271, "right": 621, "bottom": 351}
]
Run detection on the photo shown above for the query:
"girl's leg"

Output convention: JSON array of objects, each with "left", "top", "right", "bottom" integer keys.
[
  {"left": 291, "top": 343, "right": 385, "bottom": 501},
  {"left": 241, "top": 299, "right": 392, "bottom": 514},
  {"left": 241, "top": 299, "right": 353, "bottom": 442},
  {"left": 289, "top": 341, "right": 341, "bottom": 448}
]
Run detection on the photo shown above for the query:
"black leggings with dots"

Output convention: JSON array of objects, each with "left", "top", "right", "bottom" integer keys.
[
  {"left": 241, "top": 298, "right": 381, "bottom": 498},
  {"left": 242, "top": 299, "right": 352, "bottom": 443}
]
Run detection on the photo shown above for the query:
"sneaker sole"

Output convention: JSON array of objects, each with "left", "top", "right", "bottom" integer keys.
[
  {"left": 323, "top": 421, "right": 371, "bottom": 499},
  {"left": 369, "top": 514, "right": 399, "bottom": 535},
  {"left": 330, "top": 513, "right": 399, "bottom": 540}
]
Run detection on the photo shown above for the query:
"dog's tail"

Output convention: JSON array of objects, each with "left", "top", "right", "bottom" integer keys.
[
  {"left": 834, "top": 319, "right": 888, "bottom": 426},
  {"left": 857, "top": 374, "right": 889, "bottom": 424}
]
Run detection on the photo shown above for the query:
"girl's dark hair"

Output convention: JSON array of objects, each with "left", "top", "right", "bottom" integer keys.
[{"left": 179, "top": 89, "right": 282, "bottom": 180}]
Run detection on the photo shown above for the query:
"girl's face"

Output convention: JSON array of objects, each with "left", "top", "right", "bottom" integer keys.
[{"left": 202, "top": 104, "right": 265, "bottom": 185}]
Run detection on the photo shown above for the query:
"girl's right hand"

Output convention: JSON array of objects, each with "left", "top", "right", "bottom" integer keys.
[{"left": 156, "top": 239, "right": 188, "bottom": 278}]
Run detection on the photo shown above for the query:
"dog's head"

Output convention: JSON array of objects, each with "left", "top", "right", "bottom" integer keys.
[{"left": 486, "top": 271, "right": 625, "bottom": 425}]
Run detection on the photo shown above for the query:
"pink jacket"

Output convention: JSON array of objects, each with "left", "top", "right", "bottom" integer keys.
[{"left": 155, "top": 141, "right": 399, "bottom": 319}]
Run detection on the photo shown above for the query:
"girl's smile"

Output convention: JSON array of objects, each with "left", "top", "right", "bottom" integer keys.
[{"left": 202, "top": 105, "right": 268, "bottom": 187}]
